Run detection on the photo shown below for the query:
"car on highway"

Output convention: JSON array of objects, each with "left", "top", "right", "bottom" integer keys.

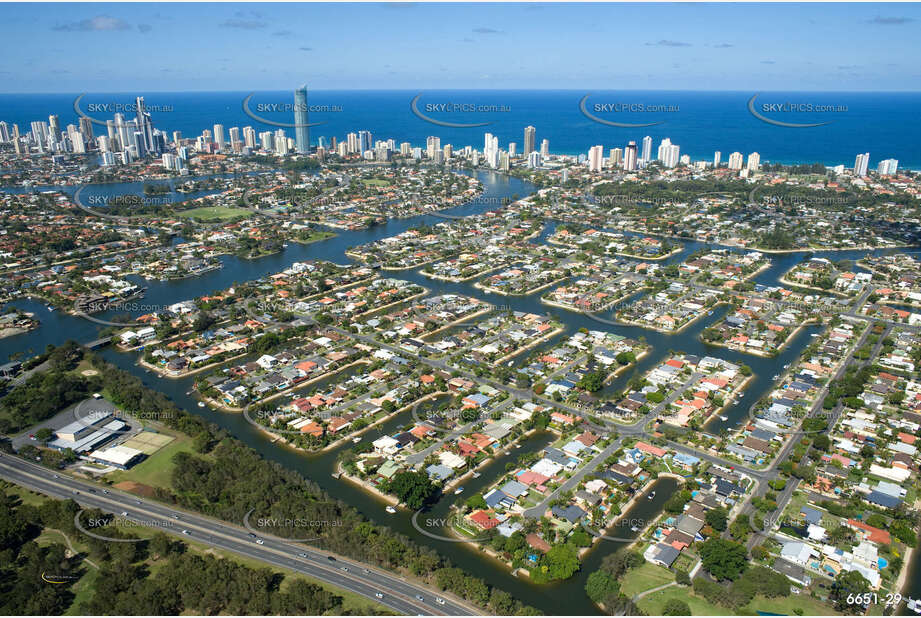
[
  {"left": 363, "top": 568, "right": 370, "bottom": 574},
  {"left": 341, "top": 566, "right": 349, "bottom": 573},
  {"left": 436, "top": 598, "right": 445, "bottom": 605},
  {"left": 53, "top": 474, "right": 59, "bottom": 478},
  {"left": 375, "top": 592, "right": 384, "bottom": 599},
  {"left": 71, "top": 490, "right": 78, "bottom": 494},
  {"left": 326, "top": 555, "right": 336, "bottom": 561},
  {"left": 120, "top": 511, "right": 128, "bottom": 516},
  {"left": 255, "top": 538, "right": 264, "bottom": 545},
  {"left": 181, "top": 529, "right": 190, "bottom": 535},
  {"left": 415, "top": 595, "right": 424, "bottom": 602}
]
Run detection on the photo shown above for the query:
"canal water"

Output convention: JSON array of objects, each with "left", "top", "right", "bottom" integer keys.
[{"left": 2, "top": 170, "right": 918, "bottom": 613}]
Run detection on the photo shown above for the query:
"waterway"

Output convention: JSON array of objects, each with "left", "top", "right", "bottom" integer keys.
[{"left": 1, "top": 169, "right": 919, "bottom": 614}]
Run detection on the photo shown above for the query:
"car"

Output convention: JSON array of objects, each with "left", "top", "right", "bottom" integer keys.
[
  {"left": 181, "top": 529, "right": 190, "bottom": 535},
  {"left": 53, "top": 474, "right": 59, "bottom": 478},
  {"left": 71, "top": 490, "right": 78, "bottom": 494},
  {"left": 120, "top": 511, "right": 128, "bottom": 516},
  {"left": 297, "top": 553, "right": 308, "bottom": 558},
  {"left": 92, "top": 393, "right": 102, "bottom": 399},
  {"left": 341, "top": 567, "right": 349, "bottom": 572},
  {"left": 29, "top": 434, "right": 35, "bottom": 440},
  {"left": 436, "top": 598, "right": 445, "bottom": 605},
  {"left": 172, "top": 514, "right": 180, "bottom": 519},
  {"left": 102, "top": 489, "right": 109, "bottom": 494},
  {"left": 363, "top": 568, "right": 370, "bottom": 574},
  {"left": 134, "top": 500, "right": 141, "bottom": 504},
  {"left": 375, "top": 592, "right": 384, "bottom": 599},
  {"left": 255, "top": 539, "right": 264, "bottom": 545},
  {"left": 415, "top": 595, "right": 424, "bottom": 602},
  {"left": 87, "top": 489, "right": 96, "bottom": 493},
  {"left": 327, "top": 556, "right": 336, "bottom": 561}
]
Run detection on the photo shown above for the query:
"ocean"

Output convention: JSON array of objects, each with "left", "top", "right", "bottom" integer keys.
[{"left": 0, "top": 89, "right": 919, "bottom": 169}]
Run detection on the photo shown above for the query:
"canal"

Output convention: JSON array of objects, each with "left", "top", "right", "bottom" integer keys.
[{"left": 1, "top": 169, "right": 918, "bottom": 614}]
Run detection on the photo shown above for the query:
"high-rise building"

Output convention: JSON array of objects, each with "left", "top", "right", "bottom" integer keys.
[
  {"left": 135, "top": 96, "right": 155, "bottom": 153},
  {"left": 427, "top": 136, "right": 441, "bottom": 159},
  {"left": 78, "top": 117, "right": 94, "bottom": 142},
  {"left": 657, "top": 138, "right": 680, "bottom": 168},
  {"left": 854, "top": 152, "right": 870, "bottom": 177},
  {"left": 746, "top": 152, "right": 760, "bottom": 172},
  {"left": 508, "top": 142, "right": 517, "bottom": 158},
  {"left": 527, "top": 151, "right": 542, "bottom": 168},
  {"left": 877, "top": 158, "right": 899, "bottom": 175},
  {"left": 524, "top": 125, "right": 536, "bottom": 155},
  {"left": 358, "top": 130, "right": 372, "bottom": 155},
  {"left": 641, "top": 136, "right": 653, "bottom": 162},
  {"left": 400, "top": 142, "right": 411, "bottom": 156},
  {"left": 0, "top": 121, "right": 9, "bottom": 142},
  {"left": 243, "top": 127, "right": 256, "bottom": 149},
  {"left": 540, "top": 139, "right": 549, "bottom": 157},
  {"left": 713, "top": 151, "right": 721, "bottom": 168},
  {"left": 294, "top": 85, "right": 310, "bottom": 154},
  {"left": 274, "top": 129, "right": 288, "bottom": 155},
  {"left": 49, "top": 114, "right": 61, "bottom": 142},
  {"left": 213, "top": 124, "right": 225, "bottom": 151},
  {"left": 623, "top": 141, "right": 638, "bottom": 171},
  {"left": 728, "top": 152, "right": 744, "bottom": 170},
  {"left": 609, "top": 148, "right": 622, "bottom": 168},
  {"left": 588, "top": 145, "right": 604, "bottom": 172}
]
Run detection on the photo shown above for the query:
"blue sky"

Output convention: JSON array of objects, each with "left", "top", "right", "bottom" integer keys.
[{"left": 1, "top": 2, "right": 919, "bottom": 92}]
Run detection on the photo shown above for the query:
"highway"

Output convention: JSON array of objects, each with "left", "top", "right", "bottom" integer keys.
[{"left": 0, "top": 454, "right": 476, "bottom": 617}]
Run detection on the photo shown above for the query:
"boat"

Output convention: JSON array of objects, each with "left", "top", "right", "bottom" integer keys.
[
  {"left": 471, "top": 472, "right": 480, "bottom": 478},
  {"left": 772, "top": 374, "right": 779, "bottom": 380},
  {"left": 454, "top": 486, "right": 464, "bottom": 495},
  {"left": 385, "top": 506, "right": 396, "bottom": 514},
  {"left": 47, "top": 305, "right": 54, "bottom": 312},
  {"left": 352, "top": 436, "right": 362, "bottom": 443},
  {"left": 906, "top": 598, "right": 921, "bottom": 615},
  {"left": 718, "top": 415, "right": 728, "bottom": 421},
  {"left": 648, "top": 491, "right": 656, "bottom": 500},
  {"left": 738, "top": 392, "right": 744, "bottom": 398},
  {"left": 197, "top": 402, "right": 205, "bottom": 408},
  {"left": 630, "top": 525, "right": 640, "bottom": 532}
]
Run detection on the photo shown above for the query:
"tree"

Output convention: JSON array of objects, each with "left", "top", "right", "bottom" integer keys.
[
  {"left": 830, "top": 570, "right": 871, "bottom": 613},
  {"left": 699, "top": 538, "right": 748, "bottom": 580},
  {"left": 382, "top": 471, "right": 437, "bottom": 509},
  {"left": 584, "top": 570, "right": 618, "bottom": 604},
  {"left": 541, "top": 544, "right": 580, "bottom": 581},
  {"left": 663, "top": 598, "right": 691, "bottom": 615},
  {"left": 706, "top": 507, "right": 729, "bottom": 531}
]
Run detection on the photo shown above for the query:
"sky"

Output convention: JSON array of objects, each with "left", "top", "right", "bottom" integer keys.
[{"left": 1, "top": 2, "right": 920, "bottom": 92}]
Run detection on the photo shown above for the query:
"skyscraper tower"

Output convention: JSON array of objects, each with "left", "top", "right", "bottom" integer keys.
[
  {"left": 623, "top": 141, "right": 638, "bottom": 171},
  {"left": 294, "top": 85, "right": 310, "bottom": 154},
  {"left": 641, "top": 135, "right": 652, "bottom": 162},
  {"left": 524, "top": 125, "right": 536, "bottom": 155}
]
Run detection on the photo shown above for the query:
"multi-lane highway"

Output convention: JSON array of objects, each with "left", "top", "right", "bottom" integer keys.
[{"left": 0, "top": 454, "right": 476, "bottom": 617}]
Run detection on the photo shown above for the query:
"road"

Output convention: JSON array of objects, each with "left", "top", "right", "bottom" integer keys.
[{"left": 0, "top": 454, "right": 476, "bottom": 617}]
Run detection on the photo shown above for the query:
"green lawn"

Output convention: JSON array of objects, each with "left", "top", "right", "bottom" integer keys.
[
  {"left": 361, "top": 178, "right": 392, "bottom": 187},
  {"left": 639, "top": 585, "right": 839, "bottom": 616},
  {"left": 638, "top": 586, "right": 732, "bottom": 616},
  {"left": 175, "top": 206, "right": 252, "bottom": 221},
  {"left": 743, "top": 593, "right": 839, "bottom": 616},
  {"left": 620, "top": 562, "right": 675, "bottom": 597},
  {"left": 106, "top": 432, "right": 197, "bottom": 489}
]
